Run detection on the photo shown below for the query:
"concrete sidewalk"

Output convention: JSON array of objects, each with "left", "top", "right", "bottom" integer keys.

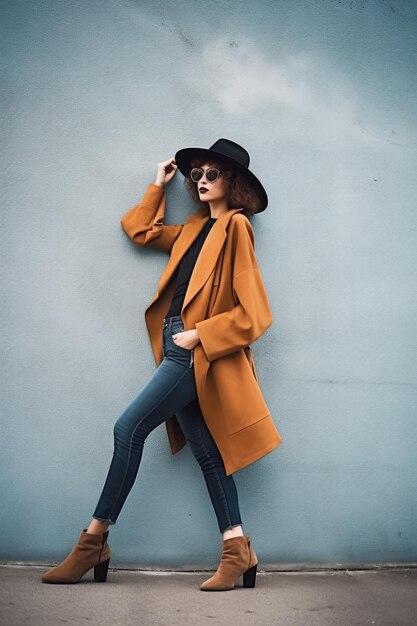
[{"left": 1, "top": 565, "right": 416, "bottom": 625}]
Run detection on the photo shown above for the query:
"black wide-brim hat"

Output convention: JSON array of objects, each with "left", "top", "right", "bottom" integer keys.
[{"left": 174, "top": 137, "right": 268, "bottom": 213}]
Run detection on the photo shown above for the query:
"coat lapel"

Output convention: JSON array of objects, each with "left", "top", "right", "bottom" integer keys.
[{"left": 146, "top": 206, "right": 244, "bottom": 315}]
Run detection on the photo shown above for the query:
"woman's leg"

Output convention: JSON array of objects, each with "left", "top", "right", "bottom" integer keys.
[
  {"left": 177, "top": 399, "right": 257, "bottom": 592},
  {"left": 90, "top": 318, "right": 196, "bottom": 528},
  {"left": 41, "top": 316, "right": 197, "bottom": 585},
  {"left": 175, "top": 396, "right": 243, "bottom": 536}
]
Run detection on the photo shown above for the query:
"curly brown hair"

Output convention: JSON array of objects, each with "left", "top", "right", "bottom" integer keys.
[{"left": 183, "top": 155, "right": 262, "bottom": 218}]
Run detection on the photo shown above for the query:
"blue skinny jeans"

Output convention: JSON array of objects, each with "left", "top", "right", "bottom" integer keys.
[{"left": 92, "top": 314, "right": 243, "bottom": 533}]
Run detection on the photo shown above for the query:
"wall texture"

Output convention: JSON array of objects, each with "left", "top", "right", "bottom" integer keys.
[{"left": 1, "top": 0, "right": 416, "bottom": 567}]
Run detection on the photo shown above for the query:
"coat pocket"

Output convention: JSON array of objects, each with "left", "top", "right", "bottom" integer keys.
[{"left": 211, "top": 349, "right": 271, "bottom": 435}]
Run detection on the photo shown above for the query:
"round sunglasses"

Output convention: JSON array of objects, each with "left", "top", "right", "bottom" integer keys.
[{"left": 190, "top": 167, "right": 221, "bottom": 183}]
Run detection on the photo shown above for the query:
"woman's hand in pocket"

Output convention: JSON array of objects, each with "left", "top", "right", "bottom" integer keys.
[{"left": 172, "top": 329, "right": 200, "bottom": 350}]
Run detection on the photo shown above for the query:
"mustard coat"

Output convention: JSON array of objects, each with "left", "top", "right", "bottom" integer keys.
[{"left": 120, "top": 183, "right": 283, "bottom": 475}]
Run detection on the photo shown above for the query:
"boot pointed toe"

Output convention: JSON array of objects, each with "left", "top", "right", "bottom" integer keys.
[
  {"left": 41, "top": 528, "right": 111, "bottom": 584},
  {"left": 199, "top": 535, "right": 258, "bottom": 592}
]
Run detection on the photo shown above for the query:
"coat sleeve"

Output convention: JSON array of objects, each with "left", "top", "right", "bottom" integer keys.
[
  {"left": 120, "top": 183, "right": 183, "bottom": 253},
  {"left": 195, "top": 216, "right": 273, "bottom": 362}
]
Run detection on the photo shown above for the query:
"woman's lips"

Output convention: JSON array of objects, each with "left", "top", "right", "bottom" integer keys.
[{"left": 200, "top": 189, "right": 208, "bottom": 193}]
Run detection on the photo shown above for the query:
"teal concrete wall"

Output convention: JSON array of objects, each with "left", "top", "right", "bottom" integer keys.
[{"left": 1, "top": 0, "right": 416, "bottom": 567}]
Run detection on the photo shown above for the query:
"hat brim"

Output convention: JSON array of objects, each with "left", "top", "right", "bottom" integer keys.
[{"left": 174, "top": 147, "right": 268, "bottom": 213}]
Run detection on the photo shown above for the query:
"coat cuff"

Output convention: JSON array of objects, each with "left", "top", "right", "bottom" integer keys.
[{"left": 195, "top": 317, "right": 219, "bottom": 362}]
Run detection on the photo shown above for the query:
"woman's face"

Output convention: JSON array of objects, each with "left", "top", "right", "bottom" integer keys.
[{"left": 195, "top": 161, "right": 228, "bottom": 204}]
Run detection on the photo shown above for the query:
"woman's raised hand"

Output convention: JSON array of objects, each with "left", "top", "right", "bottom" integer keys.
[{"left": 154, "top": 158, "right": 178, "bottom": 188}]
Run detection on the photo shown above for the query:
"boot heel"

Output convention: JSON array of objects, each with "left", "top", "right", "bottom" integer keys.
[
  {"left": 242, "top": 563, "right": 257, "bottom": 588},
  {"left": 94, "top": 557, "right": 110, "bottom": 582}
]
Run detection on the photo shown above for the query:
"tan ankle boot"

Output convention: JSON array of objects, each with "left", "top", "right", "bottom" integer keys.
[
  {"left": 41, "top": 528, "right": 111, "bottom": 584},
  {"left": 200, "top": 535, "right": 258, "bottom": 591}
]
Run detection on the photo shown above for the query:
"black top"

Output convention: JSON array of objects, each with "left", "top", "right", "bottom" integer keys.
[{"left": 165, "top": 216, "right": 217, "bottom": 317}]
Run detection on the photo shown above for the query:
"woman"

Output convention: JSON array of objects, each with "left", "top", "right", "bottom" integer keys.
[{"left": 41, "top": 138, "right": 283, "bottom": 591}]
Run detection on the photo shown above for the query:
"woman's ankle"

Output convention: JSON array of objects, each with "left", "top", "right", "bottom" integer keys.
[
  {"left": 87, "top": 518, "right": 110, "bottom": 534},
  {"left": 222, "top": 525, "right": 244, "bottom": 540}
]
